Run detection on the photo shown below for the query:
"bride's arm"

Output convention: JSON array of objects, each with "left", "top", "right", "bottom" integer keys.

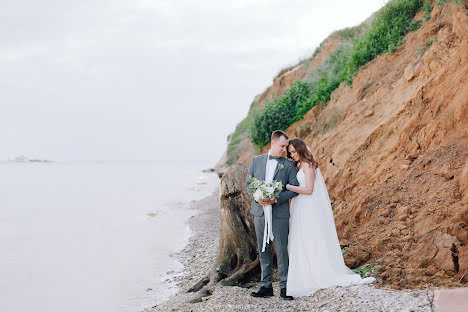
[{"left": 286, "top": 164, "right": 316, "bottom": 195}]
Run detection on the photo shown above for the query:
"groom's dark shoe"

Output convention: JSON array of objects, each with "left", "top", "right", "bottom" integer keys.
[
  {"left": 280, "top": 288, "right": 294, "bottom": 300},
  {"left": 250, "top": 286, "right": 274, "bottom": 298}
]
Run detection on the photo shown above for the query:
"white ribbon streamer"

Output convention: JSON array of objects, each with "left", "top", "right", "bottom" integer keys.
[{"left": 262, "top": 204, "right": 274, "bottom": 252}]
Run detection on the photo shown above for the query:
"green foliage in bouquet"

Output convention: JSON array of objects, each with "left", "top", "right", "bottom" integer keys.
[{"left": 248, "top": 177, "right": 284, "bottom": 202}]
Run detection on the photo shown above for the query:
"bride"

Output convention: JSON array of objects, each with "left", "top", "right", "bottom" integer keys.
[{"left": 285, "top": 138, "right": 375, "bottom": 298}]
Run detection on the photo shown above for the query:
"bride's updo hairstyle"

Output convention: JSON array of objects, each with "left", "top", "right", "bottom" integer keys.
[{"left": 288, "top": 138, "right": 318, "bottom": 170}]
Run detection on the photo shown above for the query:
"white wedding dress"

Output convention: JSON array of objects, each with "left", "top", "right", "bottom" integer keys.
[{"left": 287, "top": 167, "right": 375, "bottom": 297}]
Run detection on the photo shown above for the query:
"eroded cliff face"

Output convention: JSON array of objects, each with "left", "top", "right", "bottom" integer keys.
[
  {"left": 283, "top": 6, "right": 468, "bottom": 289},
  {"left": 225, "top": 4, "right": 468, "bottom": 289}
]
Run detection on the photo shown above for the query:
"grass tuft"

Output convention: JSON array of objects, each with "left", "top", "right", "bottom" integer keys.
[
  {"left": 422, "top": 0, "right": 433, "bottom": 21},
  {"left": 353, "top": 258, "right": 384, "bottom": 278},
  {"left": 342, "top": 246, "right": 349, "bottom": 256}
]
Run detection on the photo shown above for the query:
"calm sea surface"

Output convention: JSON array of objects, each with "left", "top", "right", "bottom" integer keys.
[{"left": 0, "top": 160, "right": 219, "bottom": 312}]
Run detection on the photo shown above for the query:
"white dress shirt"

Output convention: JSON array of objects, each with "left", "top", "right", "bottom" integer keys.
[
  {"left": 265, "top": 151, "right": 278, "bottom": 183},
  {"left": 261, "top": 151, "right": 279, "bottom": 251}
]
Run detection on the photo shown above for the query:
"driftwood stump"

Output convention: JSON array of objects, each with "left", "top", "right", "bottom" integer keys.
[{"left": 187, "top": 163, "right": 259, "bottom": 302}]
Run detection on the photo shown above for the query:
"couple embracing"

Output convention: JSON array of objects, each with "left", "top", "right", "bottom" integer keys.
[{"left": 246, "top": 130, "right": 374, "bottom": 300}]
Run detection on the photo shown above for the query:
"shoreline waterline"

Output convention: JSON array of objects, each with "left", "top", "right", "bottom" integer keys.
[
  {"left": 149, "top": 176, "right": 434, "bottom": 312},
  {"left": 146, "top": 189, "right": 221, "bottom": 311},
  {"left": 145, "top": 190, "right": 220, "bottom": 309},
  {"left": 0, "top": 161, "right": 219, "bottom": 312}
]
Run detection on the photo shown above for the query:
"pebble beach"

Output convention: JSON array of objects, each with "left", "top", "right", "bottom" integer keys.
[{"left": 149, "top": 190, "right": 434, "bottom": 312}]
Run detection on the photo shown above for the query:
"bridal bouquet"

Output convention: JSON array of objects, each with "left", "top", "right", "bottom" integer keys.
[
  {"left": 247, "top": 177, "right": 283, "bottom": 252},
  {"left": 248, "top": 177, "right": 283, "bottom": 202}
]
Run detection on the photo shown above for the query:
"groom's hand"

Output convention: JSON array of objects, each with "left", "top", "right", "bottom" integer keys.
[{"left": 259, "top": 199, "right": 276, "bottom": 206}]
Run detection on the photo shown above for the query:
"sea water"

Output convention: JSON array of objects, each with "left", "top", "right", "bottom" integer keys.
[{"left": 0, "top": 160, "right": 219, "bottom": 312}]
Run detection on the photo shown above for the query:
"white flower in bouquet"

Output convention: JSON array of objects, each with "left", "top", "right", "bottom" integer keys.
[
  {"left": 247, "top": 176, "right": 284, "bottom": 252},
  {"left": 248, "top": 177, "right": 283, "bottom": 202},
  {"left": 253, "top": 189, "right": 263, "bottom": 202}
]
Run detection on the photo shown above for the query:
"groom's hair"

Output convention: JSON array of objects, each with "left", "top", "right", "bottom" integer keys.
[{"left": 271, "top": 130, "right": 288, "bottom": 142}]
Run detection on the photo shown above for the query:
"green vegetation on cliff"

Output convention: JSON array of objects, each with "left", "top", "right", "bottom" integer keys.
[
  {"left": 250, "top": 0, "right": 426, "bottom": 148},
  {"left": 226, "top": 101, "right": 258, "bottom": 165},
  {"left": 250, "top": 81, "right": 313, "bottom": 148},
  {"left": 225, "top": 0, "right": 434, "bottom": 162},
  {"left": 342, "top": 0, "right": 424, "bottom": 84}
]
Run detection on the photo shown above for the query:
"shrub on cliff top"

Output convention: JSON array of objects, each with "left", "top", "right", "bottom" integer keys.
[
  {"left": 249, "top": 0, "right": 424, "bottom": 148},
  {"left": 343, "top": 0, "right": 424, "bottom": 84},
  {"left": 298, "top": 44, "right": 353, "bottom": 118},
  {"left": 250, "top": 81, "right": 312, "bottom": 147},
  {"left": 251, "top": 45, "right": 354, "bottom": 147}
]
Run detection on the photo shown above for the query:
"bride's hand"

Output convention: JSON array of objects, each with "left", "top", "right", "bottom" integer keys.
[{"left": 286, "top": 184, "right": 291, "bottom": 191}]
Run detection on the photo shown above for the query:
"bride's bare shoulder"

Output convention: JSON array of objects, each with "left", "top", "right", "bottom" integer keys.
[{"left": 301, "top": 162, "right": 316, "bottom": 174}]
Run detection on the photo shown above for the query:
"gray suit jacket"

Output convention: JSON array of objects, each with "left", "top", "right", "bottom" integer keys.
[{"left": 245, "top": 154, "right": 299, "bottom": 219}]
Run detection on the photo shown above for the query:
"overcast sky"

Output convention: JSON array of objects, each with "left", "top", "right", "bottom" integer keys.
[{"left": 0, "top": 0, "right": 385, "bottom": 163}]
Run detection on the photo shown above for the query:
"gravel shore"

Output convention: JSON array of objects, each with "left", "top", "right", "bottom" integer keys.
[{"left": 148, "top": 190, "right": 434, "bottom": 312}]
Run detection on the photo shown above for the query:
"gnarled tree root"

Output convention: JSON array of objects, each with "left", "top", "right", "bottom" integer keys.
[{"left": 187, "top": 163, "right": 260, "bottom": 303}]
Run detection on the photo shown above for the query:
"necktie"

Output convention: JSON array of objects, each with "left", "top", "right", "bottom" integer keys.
[{"left": 269, "top": 154, "right": 280, "bottom": 160}]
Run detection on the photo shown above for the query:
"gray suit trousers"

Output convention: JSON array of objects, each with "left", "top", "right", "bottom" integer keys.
[{"left": 254, "top": 215, "right": 289, "bottom": 289}]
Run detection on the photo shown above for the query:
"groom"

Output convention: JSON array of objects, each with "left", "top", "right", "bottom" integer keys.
[{"left": 246, "top": 130, "right": 299, "bottom": 300}]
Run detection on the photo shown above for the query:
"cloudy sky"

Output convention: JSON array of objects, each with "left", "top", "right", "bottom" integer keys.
[{"left": 0, "top": 0, "right": 385, "bottom": 163}]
